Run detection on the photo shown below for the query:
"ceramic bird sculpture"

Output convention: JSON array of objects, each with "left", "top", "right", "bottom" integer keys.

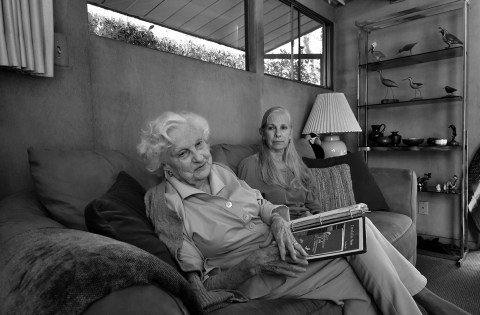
[
  {"left": 395, "top": 42, "right": 418, "bottom": 56},
  {"left": 438, "top": 27, "right": 463, "bottom": 49},
  {"left": 444, "top": 86, "right": 457, "bottom": 96},
  {"left": 402, "top": 77, "right": 424, "bottom": 99},
  {"left": 376, "top": 70, "right": 398, "bottom": 100},
  {"left": 369, "top": 42, "right": 386, "bottom": 62}
]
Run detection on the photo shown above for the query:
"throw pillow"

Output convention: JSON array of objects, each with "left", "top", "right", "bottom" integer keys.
[
  {"left": 303, "top": 152, "right": 389, "bottom": 211},
  {"left": 310, "top": 164, "right": 356, "bottom": 212},
  {"left": 85, "top": 171, "right": 179, "bottom": 272},
  {"left": 28, "top": 148, "right": 162, "bottom": 231}
]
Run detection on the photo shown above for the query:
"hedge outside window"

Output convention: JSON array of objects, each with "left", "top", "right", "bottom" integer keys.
[
  {"left": 86, "top": 0, "right": 331, "bottom": 86},
  {"left": 87, "top": 1, "right": 246, "bottom": 71}
]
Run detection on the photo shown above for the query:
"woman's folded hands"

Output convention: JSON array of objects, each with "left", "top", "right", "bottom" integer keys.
[{"left": 244, "top": 245, "right": 308, "bottom": 278}]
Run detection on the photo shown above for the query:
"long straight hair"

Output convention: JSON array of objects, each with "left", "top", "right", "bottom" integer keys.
[{"left": 257, "top": 107, "right": 312, "bottom": 191}]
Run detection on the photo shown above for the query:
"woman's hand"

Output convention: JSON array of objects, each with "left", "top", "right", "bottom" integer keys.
[
  {"left": 261, "top": 215, "right": 308, "bottom": 261},
  {"left": 245, "top": 246, "right": 308, "bottom": 278}
]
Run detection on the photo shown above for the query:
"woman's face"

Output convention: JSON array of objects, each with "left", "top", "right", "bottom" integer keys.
[
  {"left": 164, "top": 124, "right": 212, "bottom": 188},
  {"left": 261, "top": 113, "right": 292, "bottom": 153}
]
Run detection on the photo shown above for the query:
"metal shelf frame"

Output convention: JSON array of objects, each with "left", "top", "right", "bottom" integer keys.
[{"left": 355, "top": 0, "right": 470, "bottom": 266}]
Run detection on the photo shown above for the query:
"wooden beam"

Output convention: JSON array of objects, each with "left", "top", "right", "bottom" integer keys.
[
  {"left": 245, "top": 0, "right": 263, "bottom": 73},
  {"left": 264, "top": 54, "right": 323, "bottom": 59}
]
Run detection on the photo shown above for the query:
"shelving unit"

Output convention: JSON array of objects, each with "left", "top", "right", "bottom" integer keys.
[{"left": 355, "top": 0, "right": 470, "bottom": 265}]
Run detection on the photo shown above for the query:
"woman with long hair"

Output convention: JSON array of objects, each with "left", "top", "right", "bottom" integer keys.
[{"left": 238, "top": 106, "right": 469, "bottom": 315}]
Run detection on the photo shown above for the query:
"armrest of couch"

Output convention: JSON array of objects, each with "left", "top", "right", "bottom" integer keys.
[
  {"left": 369, "top": 167, "right": 418, "bottom": 223},
  {"left": 0, "top": 217, "right": 202, "bottom": 315}
]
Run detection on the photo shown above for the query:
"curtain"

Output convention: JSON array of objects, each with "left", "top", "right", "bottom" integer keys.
[{"left": 0, "top": 0, "right": 53, "bottom": 77}]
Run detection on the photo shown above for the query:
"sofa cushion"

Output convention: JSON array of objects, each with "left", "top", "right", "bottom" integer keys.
[
  {"left": 215, "top": 144, "right": 260, "bottom": 174},
  {"left": 28, "top": 148, "right": 161, "bottom": 231},
  {"left": 310, "top": 164, "right": 356, "bottom": 212},
  {"left": 211, "top": 140, "right": 315, "bottom": 175},
  {"left": 85, "top": 171, "right": 179, "bottom": 272},
  {"left": 366, "top": 211, "right": 416, "bottom": 259},
  {"left": 303, "top": 152, "right": 389, "bottom": 211}
]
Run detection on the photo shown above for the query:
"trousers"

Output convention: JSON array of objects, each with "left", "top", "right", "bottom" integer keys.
[{"left": 260, "top": 218, "right": 426, "bottom": 315}]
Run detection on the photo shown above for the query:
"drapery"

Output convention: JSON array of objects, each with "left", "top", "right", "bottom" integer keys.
[{"left": 0, "top": 0, "right": 53, "bottom": 77}]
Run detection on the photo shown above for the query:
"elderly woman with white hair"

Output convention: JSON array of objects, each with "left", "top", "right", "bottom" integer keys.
[{"left": 138, "top": 110, "right": 470, "bottom": 315}]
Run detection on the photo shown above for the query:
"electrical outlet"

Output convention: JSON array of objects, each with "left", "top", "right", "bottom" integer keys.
[
  {"left": 54, "top": 33, "right": 69, "bottom": 67},
  {"left": 419, "top": 201, "right": 428, "bottom": 215}
]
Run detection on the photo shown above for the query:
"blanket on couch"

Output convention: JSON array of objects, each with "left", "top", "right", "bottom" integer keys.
[{"left": 0, "top": 227, "right": 204, "bottom": 315}]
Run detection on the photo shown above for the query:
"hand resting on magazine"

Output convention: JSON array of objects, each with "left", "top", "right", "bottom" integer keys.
[{"left": 261, "top": 215, "right": 309, "bottom": 261}]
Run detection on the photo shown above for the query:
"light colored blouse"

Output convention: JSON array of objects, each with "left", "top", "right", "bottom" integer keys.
[
  {"left": 164, "top": 163, "right": 287, "bottom": 284},
  {"left": 238, "top": 154, "right": 322, "bottom": 220}
]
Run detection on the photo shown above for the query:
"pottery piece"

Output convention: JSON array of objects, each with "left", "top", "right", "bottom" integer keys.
[
  {"left": 402, "top": 138, "right": 424, "bottom": 146},
  {"left": 388, "top": 131, "right": 402, "bottom": 146},
  {"left": 376, "top": 136, "right": 392, "bottom": 147},
  {"left": 435, "top": 139, "right": 447, "bottom": 145},
  {"left": 368, "top": 124, "right": 386, "bottom": 146}
]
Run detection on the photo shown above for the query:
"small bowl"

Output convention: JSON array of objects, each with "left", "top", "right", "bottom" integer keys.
[
  {"left": 375, "top": 136, "right": 392, "bottom": 147},
  {"left": 435, "top": 139, "right": 447, "bottom": 146},
  {"left": 402, "top": 138, "right": 424, "bottom": 146}
]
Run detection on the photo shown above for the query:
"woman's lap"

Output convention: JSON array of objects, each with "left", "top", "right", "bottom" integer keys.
[{"left": 259, "top": 257, "right": 377, "bottom": 314}]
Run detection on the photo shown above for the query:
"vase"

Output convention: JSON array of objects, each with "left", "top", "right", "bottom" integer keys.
[
  {"left": 388, "top": 131, "right": 402, "bottom": 146},
  {"left": 368, "top": 124, "right": 386, "bottom": 146},
  {"left": 376, "top": 136, "right": 392, "bottom": 147}
]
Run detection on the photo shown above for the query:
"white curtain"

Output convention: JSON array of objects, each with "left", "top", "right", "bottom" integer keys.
[{"left": 0, "top": 0, "right": 53, "bottom": 77}]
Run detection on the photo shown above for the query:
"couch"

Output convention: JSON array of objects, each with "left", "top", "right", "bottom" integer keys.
[{"left": 0, "top": 140, "right": 417, "bottom": 315}]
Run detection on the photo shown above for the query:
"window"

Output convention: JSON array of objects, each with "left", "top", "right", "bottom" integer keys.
[
  {"left": 87, "top": 1, "right": 246, "bottom": 70},
  {"left": 263, "top": 0, "right": 331, "bottom": 87}
]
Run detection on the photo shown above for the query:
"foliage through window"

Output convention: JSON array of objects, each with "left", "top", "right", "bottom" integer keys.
[
  {"left": 264, "top": 0, "right": 329, "bottom": 87},
  {"left": 87, "top": 1, "right": 331, "bottom": 87},
  {"left": 87, "top": 3, "right": 246, "bottom": 71}
]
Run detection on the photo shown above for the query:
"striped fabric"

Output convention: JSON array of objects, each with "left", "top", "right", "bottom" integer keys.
[{"left": 310, "top": 164, "right": 356, "bottom": 212}]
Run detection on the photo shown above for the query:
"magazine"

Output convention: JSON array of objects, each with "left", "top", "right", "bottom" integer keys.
[{"left": 290, "top": 203, "right": 369, "bottom": 261}]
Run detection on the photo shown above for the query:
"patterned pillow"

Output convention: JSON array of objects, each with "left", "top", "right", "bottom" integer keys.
[{"left": 310, "top": 164, "right": 356, "bottom": 212}]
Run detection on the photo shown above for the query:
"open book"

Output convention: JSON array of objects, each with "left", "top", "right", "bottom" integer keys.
[{"left": 291, "top": 203, "right": 369, "bottom": 261}]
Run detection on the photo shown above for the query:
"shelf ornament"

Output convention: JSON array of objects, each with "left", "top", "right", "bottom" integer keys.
[
  {"left": 402, "top": 77, "right": 424, "bottom": 100},
  {"left": 368, "top": 42, "right": 386, "bottom": 62},
  {"left": 439, "top": 27, "right": 463, "bottom": 49},
  {"left": 417, "top": 173, "right": 432, "bottom": 191},
  {"left": 395, "top": 42, "right": 418, "bottom": 56},
  {"left": 376, "top": 70, "right": 399, "bottom": 104}
]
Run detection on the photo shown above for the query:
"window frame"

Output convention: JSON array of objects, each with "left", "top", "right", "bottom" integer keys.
[
  {"left": 264, "top": 0, "right": 334, "bottom": 89},
  {"left": 86, "top": 0, "right": 333, "bottom": 88}
]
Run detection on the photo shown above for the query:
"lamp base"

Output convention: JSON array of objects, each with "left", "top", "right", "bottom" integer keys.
[{"left": 321, "top": 135, "right": 347, "bottom": 158}]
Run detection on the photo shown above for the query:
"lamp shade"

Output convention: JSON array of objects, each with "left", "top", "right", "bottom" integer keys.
[{"left": 302, "top": 93, "right": 362, "bottom": 134}]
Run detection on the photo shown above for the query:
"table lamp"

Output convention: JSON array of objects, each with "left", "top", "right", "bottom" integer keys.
[{"left": 302, "top": 93, "right": 362, "bottom": 158}]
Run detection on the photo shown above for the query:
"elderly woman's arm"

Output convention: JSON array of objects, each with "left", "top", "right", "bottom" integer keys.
[{"left": 204, "top": 246, "right": 307, "bottom": 291}]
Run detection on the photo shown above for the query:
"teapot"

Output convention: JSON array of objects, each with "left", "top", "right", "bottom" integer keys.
[{"left": 368, "top": 124, "right": 386, "bottom": 146}]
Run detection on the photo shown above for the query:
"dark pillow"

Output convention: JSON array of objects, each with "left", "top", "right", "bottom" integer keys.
[
  {"left": 28, "top": 148, "right": 161, "bottom": 231},
  {"left": 85, "top": 171, "right": 180, "bottom": 272},
  {"left": 303, "top": 152, "right": 389, "bottom": 211}
]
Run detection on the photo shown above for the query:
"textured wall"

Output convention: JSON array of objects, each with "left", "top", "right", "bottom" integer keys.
[
  {"left": 0, "top": 0, "right": 331, "bottom": 200},
  {"left": 334, "top": 0, "right": 480, "bottom": 246},
  {"left": 0, "top": 0, "right": 93, "bottom": 198}
]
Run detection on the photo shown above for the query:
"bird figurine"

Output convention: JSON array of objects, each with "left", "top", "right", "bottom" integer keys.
[
  {"left": 444, "top": 86, "right": 457, "bottom": 97},
  {"left": 402, "top": 77, "right": 424, "bottom": 100},
  {"left": 376, "top": 70, "right": 398, "bottom": 102},
  {"left": 447, "top": 125, "right": 459, "bottom": 146},
  {"left": 438, "top": 27, "right": 463, "bottom": 49},
  {"left": 368, "top": 42, "right": 386, "bottom": 62},
  {"left": 395, "top": 42, "right": 418, "bottom": 56}
]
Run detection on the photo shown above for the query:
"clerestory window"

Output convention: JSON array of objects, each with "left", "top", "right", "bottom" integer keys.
[
  {"left": 264, "top": 0, "right": 332, "bottom": 88},
  {"left": 87, "top": 0, "right": 332, "bottom": 87}
]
